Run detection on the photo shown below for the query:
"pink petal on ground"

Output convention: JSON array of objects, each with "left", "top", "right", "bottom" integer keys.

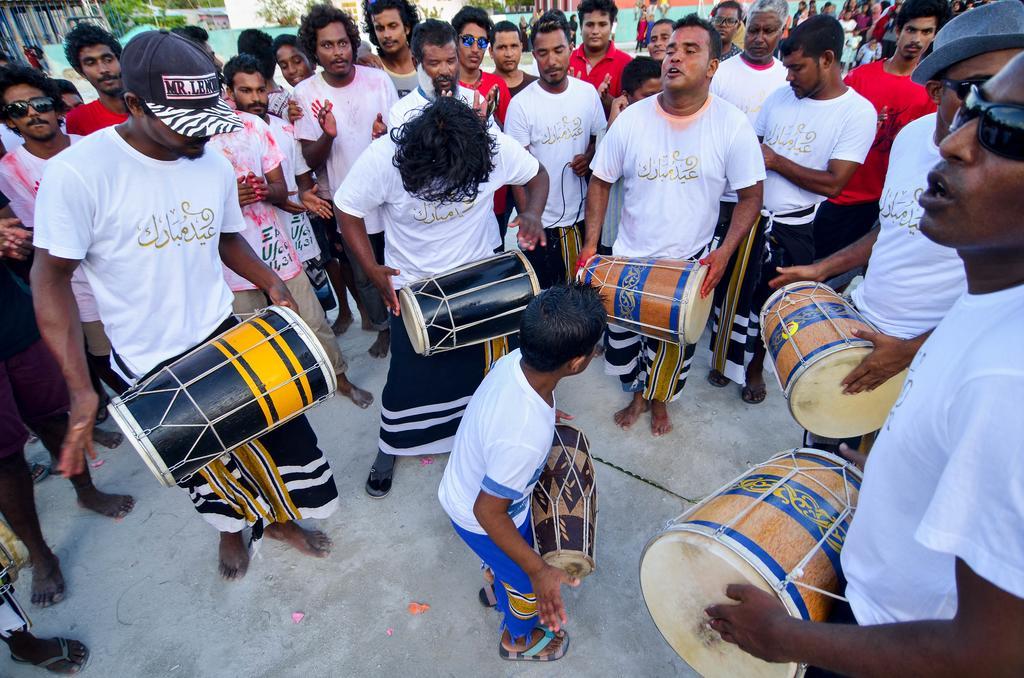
[
  {"left": 420, "top": 457, "right": 434, "bottom": 466},
  {"left": 292, "top": 612, "right": 304, "bottom": 624},
  {"left": 386, "top": 628, "right": 393, "bottom": 636},
  {"left": 89, "top": 459, "right": 105, "bottom": 468}
]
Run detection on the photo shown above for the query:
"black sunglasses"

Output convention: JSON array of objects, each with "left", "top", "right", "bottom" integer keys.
[
  {"left": 951, "top": 85, "right": 1024, "bottom": 162},
  {"left": 460, "top": 34, "right": 489, "bottom": 49},
  {"left": 941, "top": 77, "right": 988, "bottom": 101},
  {"left": 4, "top": 96, "right": 56, "bottom": 120}
]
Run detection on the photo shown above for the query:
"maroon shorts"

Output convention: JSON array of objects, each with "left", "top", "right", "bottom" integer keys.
[{"left": 0, "top": 339, "right": 70, "bottom": 459}]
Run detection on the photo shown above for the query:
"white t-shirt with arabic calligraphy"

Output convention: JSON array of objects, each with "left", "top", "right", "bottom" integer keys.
[
  {"left": 851, "top": 114, "right": 965, "bottom": 338},
  {"left": 334, "top": 131, "right": 539, "bottom": 289},
  {"left": 590, "top": 94, "right": 765, "bottom": 260},
  {"left": 505, "top": 78, "right": 606, "bottom": 229},
  {"left": 755, "top": 85, "right": 876, "bottom": 214},
  {"left": 710, "top": 55, "right": 788, "bottom": 202},
  {"left": 208, "top": 111, "right": 302, "bottom": 290},
  {"left": 266, "top": 114, "right": 320, "bottom": 264},
  {"left": 33, "top": 126, "right": 246, "bottom": 380}
]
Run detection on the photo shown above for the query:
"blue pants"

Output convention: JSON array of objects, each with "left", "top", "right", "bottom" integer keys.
[{"left": 452, "top": 518, "right": 538, "bottom": 641}]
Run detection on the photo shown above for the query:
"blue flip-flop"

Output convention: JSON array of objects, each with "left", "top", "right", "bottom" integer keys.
[{"left": 499, "top": 626, "right": 570, "bottom": 662}]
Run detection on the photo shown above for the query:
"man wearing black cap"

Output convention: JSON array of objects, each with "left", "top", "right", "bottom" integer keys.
[
  {"left": 771, "top": 0, "right": 1024, "bottom": 411},
  {"left": 29, "top": 31, "right": 339, "bottom": 582}
]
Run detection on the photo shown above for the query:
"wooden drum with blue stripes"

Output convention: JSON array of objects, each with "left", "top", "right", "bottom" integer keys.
[
  {"left": 760, "top": 282, "right": 907, "bottom": 439},
  {"left": 109, "top": 306, "right": 336, "bottom": 487},
  {"left": 639, "top": 449, "right": 862, "bottom": 678},
  {"left": 578, "top": 255, "right": 712, "bottom": 345}
]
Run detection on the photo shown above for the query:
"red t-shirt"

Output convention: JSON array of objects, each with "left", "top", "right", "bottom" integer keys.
[
  {"left": 568, "top": 42, "right": 633, "bottom": 100},
  {"left": 831, "top": 60, "right": 936, "bottom": 206},
  {"left": 461, "top": 70, "right": 512, "bottom": 126},
  {"left": 65, "top": 99, "right": 128, "bottom": 137}
]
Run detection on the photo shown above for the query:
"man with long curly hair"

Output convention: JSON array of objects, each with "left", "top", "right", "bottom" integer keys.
[
  {"left": 293, "top": 3, "right": 399, "bottom": 360},
  {"left": 335, "top": 96, "right": 549, "bottom": 498},
  {"left": 363, "top": 0, "right": 419, "bottom": 97}
]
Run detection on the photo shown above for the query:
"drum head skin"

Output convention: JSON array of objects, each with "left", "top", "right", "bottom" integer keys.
[
  {"left": 681, "top": 265, "right": 713, "bottom": 343},
  {"left": 398, "top": 286, "right": 429, "bottom": 356},
  {"left": 640, "top": 529, "right": 801, "bottom": 678},
  {"left": 788, "top": 348, "right": 908, "bottom": 439}
]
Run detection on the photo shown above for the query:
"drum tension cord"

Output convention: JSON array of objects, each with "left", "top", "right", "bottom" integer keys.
[{"left": 591, "top": 453, "right": 700, "bottom": 504}]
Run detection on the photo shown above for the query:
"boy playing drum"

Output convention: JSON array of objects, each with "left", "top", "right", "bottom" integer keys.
[{"left": 437, "top": 283, "right": 606, "bottom": 661}]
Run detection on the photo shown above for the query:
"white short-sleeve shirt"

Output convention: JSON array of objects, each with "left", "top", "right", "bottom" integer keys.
[
  {"left": 851, "top": 114, "right": 966, "bottom": 338},
  {"left": 755, "top": 86, "right": 876, "bottom": 213},
  {"left": 590, "top": 94, "right": 766, "bottom": 259},
  {"left": 266, "top": 114, "right": 320, "bottom": 264},
  {"left": 334, "top": 130, "right": 538, "bottom": 289},
  {"left": 505, "top": 78, "right": 606, "bottom": 229},
  {"left": 32, "top": 127, "right": 246, "bottom": 380},
  {"left": 843, "top": 283, "right": 1024, "bottom": 625},
  {"left": 438, "top": 350, "right": 556, "bottom": 534}
]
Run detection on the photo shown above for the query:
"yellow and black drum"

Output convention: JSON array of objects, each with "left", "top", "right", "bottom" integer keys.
[
  {"left": 0, "top": 521, "right": 28, "bottom": 593},
  {"left": 109, "top": 306, "right": 336, "bottom": 487}
]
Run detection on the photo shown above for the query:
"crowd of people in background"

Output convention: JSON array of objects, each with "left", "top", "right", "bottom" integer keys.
[{"left": 0, "top": 0, "right": 1022, "bottom": 673}]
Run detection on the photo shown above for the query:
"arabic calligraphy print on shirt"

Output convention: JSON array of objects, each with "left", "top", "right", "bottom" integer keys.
[
  {"left": 136, "top": 201, "right": 217, "bottom": 249},
  {"left": 764, "top": 122, "right": 818, "bottom": 156},
  {"left": 879, "top": 185, "right": 924, "bottom": 233},
  {"left": 541, "top": 116, "right": 584, "bottom": 145},
  {"left": 412, "top": 199, "right": 476, "bottom": 225},
  {"left": 635, "top": 151, "right": 701, "bottom": 184}
]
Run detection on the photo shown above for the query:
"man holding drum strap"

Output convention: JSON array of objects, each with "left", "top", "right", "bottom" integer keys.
[
  {"left": 706, "top": 52, "right": 1024, "bottom": 677},
  {"left": 579, "top": 15, "right": 765, "bottom": 437},
  {"left": 335, "top": 96, "right": 548, "bottom": 498},
  {"left": 742, "top": 15, "right": 876, "bottom": 405},
  {"left": 30, "top": 31, "right": 340, "bottom": 582},
  {"left": 769, "top": 1, "right": 1023, "bottom": 410}
]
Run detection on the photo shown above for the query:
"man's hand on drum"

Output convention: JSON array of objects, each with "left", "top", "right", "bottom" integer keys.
[
  {"left": 530, "top": 563, "right": 580, "bottom": 632},
  {"left": 769, "top": 262, "right": 826, "bottom": 289},
  {"left": 59, "top": 387, "right": 99, "bottom": 478},
  {"left": 705, "top": 584, "right": 795, "bottom": 664},
  {"left": 266, "top": 276, "right": 298, "bottom": 311},
  {"left": 698, "top": 248, "right": 731, "bottom": 298},
  {"left": 369, "top": 264, "right": 401, "bottom": 315},
  {"left": 575, "top": 244, "right": 597, "bottom": 277},
  {"left": 842, "top": 329, "right": 919, "bottom": 394},
  {"left": 0, "top": 217, "right": 33, "bottom": 261}
]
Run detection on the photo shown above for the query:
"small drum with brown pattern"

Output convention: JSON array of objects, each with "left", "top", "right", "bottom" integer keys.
[
  {"left": 640, "top": 449, "right": 862, "bottom": 678},
  {"left": 760, "top": 282, "right": 907, "bottom": 438},
  {"left": 531, "top": 425, "right": 597, "bottom": 579}
]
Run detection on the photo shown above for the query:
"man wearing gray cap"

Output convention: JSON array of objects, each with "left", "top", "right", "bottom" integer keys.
[
  {"left": 29, "top": 30, "right": 340, "bottom": 582},
  {"left": 771, "top": 0, "right": 1024, "bottom": 402},
  {"left": 702, "top": 8, "right": 1024, "bottom": 674}
]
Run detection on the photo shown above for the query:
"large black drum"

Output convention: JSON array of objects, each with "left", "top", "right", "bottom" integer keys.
[
  {"left": 108, "top": 306, "right": 336, "bottom": 487},
  {"left": 398, "top": 250, "right": 541, "bottom": 356}
]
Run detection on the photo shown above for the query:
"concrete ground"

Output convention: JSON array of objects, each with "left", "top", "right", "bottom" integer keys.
[{"left": 12, "top": 294, "right": 804, "bottom": 677}]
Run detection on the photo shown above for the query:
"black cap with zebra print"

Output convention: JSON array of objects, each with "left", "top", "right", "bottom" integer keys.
[{"left": 121, "top": 29, "right": 241, "bottom": 138}]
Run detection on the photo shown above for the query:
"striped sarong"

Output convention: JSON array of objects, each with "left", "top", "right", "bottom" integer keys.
[
  {"left": 604, "top": 325, "right": 698, "bottom": 403},
  {"left": 379, "top": 314, "right": 508, "bottom": 457},
  {"left": 708, "top": 202, "right": 766, "bottom": 385},
  {"left": 182, "top": 415, "right": 338, "bottom": 534},
  {"left": 521, "top": 222, "right": 583, "bottom": 289}
]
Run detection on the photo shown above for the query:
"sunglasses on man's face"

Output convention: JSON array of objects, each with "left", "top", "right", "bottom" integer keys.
[
  {"left": 712, "top": 16, "right": 740, "bottom": 26},
  {"left": 4, "top": 96, "right": 56, "bottom": 120},
  {"left": 951, "top": 85, "right": 1024, "bottom": 162},
  {"left": 941, "top": 77, "right": 988, "bottom": 101},
  {"left": 460, "top": 35, "right": 489, "bottom": 49}
]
